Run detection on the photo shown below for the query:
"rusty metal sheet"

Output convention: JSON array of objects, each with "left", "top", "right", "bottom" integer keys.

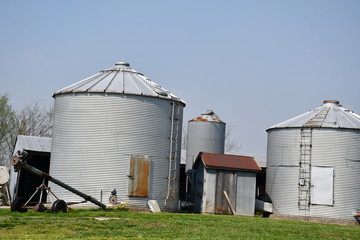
[
  {"left": 196, "top": 152, "right": 261, "bottom": 172},
  {"left": 128, "top": 154, "right": 151, "bottom": 198},
  {"left": 188, "top": 110, "right": 224, "bottom": 123}
]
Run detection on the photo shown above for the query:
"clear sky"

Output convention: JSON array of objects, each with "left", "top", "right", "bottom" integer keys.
[{"left": 1, "top": 1, "right": 359, "bottom": 155}]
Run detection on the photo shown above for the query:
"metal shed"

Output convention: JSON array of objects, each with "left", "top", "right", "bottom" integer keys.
[
  {"left": 50, "top": 62, "right": 185, "bottom": 211},
  {"left": 9, "top": 135, "right": 51, "bottom": 203},
  {"left": 192, "top": 152, "right": 261, "bottom": 216},
  {"left": 266, "top": 100, "right": 360, "bottom": 221}
]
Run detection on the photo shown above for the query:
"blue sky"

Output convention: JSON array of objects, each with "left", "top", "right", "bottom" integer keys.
[{"left": 1, "top": 1, "right": 359, "bottom": 155}]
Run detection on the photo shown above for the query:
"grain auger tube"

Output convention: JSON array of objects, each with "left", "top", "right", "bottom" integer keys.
[{"left": 10, "top": 149, "right": 107, "bottom": 212}]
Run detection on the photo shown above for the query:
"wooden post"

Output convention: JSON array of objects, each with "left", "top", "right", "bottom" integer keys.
[{"left": 223, "top": 191, "right": 237, "bottom": 215}]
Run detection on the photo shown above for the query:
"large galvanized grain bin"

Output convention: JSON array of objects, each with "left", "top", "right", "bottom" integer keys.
[
  {"left": 266, "top": 100, "right": 360, "bottom": 221},
  {"left": 185, "top": 110, "right": 226, "bottom": 172},
  {"left": 49, "top": 62, "right": 185, "bottom": 211}
]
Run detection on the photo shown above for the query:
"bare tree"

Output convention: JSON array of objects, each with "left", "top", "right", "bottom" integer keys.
[
  {"left": 225, "top": 124, "right": 241, "bottom": 153},
  {"left": 0, "top": 94, "right": 15, "bottom": 166},
  {"left": 0, "top": 97, "right": 53, "bottom": 167},
  {"left": 13, "top": 101, "right": 53, "bottom": 137}
]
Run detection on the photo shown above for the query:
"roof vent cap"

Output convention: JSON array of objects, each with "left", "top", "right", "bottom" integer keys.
[
  {"left": 115, "top": 62, "right": 130, "bottom": 66},
  {"left": 323, "top": 100, "right": 340, "bottom": 105}
]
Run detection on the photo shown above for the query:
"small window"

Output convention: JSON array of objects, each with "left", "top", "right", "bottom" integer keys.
[{"left": 128, "top": 154, "right": 151, "bottom": 198}]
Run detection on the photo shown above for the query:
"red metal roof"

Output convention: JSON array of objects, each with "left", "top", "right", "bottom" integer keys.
[{"left": 195, "top": 152, "right": 261, "bottom": 171}]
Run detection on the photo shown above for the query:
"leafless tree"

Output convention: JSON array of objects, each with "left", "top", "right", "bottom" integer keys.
[
  {"left": 0, "top": 96, "right": 53, "bottom": 166},
  {"left": 225, "top": 124, "right": 241, "bottom": 153},
  {"left": 0, "top": 94, "right": 15, "bottom": 166},
  {"left": 13, "top": 101, "right": 53, "bottom": 137}
]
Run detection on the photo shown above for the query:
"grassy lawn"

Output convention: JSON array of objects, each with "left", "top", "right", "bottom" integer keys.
[{"left": 0, "top": 208, "right": 359, "bottom": 239}]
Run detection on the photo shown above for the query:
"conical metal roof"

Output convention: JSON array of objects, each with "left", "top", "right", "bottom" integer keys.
[
  {"left": 189, "top": 110, "right": 225, "bottom": 123},
  {"left": 53, "top": 62, "right": 185, "bottom": 104},
  {"left": 268, "top": 100, "right": 360, "bottom": 130}
]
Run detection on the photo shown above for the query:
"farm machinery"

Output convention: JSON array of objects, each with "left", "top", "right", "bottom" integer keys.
[{"left": 10, "top": 149, "right": 106, "bottom": 213}]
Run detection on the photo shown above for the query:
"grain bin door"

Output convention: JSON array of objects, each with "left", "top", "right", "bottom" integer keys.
[
  {"left": 128, "top": 154, "right": 151, "bottom": 198},
  {"left": 310, "top": 167, "right": 334, "bottom": 206}
]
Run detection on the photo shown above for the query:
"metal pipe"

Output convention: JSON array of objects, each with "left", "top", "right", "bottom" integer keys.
[{"left": 11, "top": 152, "right": 106, "bottom": 210}]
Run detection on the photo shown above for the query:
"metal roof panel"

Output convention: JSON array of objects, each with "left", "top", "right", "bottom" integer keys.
[
  {"left": 13, "top": 135, "right": 51, "bottom": 154},
  {"left": 268, "top": 100, "right": 360, "bottom": 130},
  {"left": 53, "top": 62, "right": 185, "bottom": 105},
  {"left": 195, "top": 152, "right": 261, "bottom": 171}
]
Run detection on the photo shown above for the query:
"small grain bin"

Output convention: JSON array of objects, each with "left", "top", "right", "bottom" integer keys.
[
  {"left": 266, "top": 100, "right": 360, "bottom": 221},
  {"left": 185, "top": 110, "right": 226, "bottom": 172},
  {"left": 49, "top": 62, "right": 185, "bottom": 211}
]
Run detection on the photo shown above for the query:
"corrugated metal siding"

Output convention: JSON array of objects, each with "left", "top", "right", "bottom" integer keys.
[
  {"left": 214, "top": 170, "right": 236, "bottom": 214},
  {"left": 49, "top": 93, "right": 183, "bottom": 211},
  {"left": 267, "top": 128, "right": 300, "bottom": 166},
  {"left": 236, "top": 172, "right": 256, "bottom": 216},
  {"left": 310, "top": 129, "right": 360, "bottom": 220},
  {"left": 186, "top": 121, "right": 225, "bottom": 171},
  {"left": 266, "top": 127, "right": 360, "bottom": 220},
  {"left": 266, "top": 128, "right": 305, "bottom": 216},
  {"left": 266, "top": 166, "right": 299, "bottom": 215},
  {"left": 202, "top": 169, "right": 216, "bottom": 213}
]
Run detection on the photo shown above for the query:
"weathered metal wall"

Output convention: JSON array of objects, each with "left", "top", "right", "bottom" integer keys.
[
  {"left": 235, "top": 171, "right": 257, "bottom": 216},
  {"left": 49, "top": 93, "right": 183, "bottom": 211},
  {"left": 266, "top": 128, "right": 360, "bottom": 220},
  {"left": 194, "top": 165, "right": 257, "bottom": 216},
  {"left": 186, "top": 120, "right": 225, "bottom": 172},
  {"left": 201, "top": 168, "right": 216, "bottom": 213},
  {"left": 214, "top": 170, "right": 236, "bottom": 214}
]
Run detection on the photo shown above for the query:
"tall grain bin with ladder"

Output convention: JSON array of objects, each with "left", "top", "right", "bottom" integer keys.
[
  {"left": 50, "top": 62, "right": 185, "bottom": 211},
  {"left": 266, "top": 100, "right": 360, "bottom": 221}
]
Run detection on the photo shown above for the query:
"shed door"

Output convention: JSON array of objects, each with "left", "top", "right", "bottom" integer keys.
[
  {"left": 214, "top": 170, "right": 236, "bottom": 214},
  {"left": 128, "top": 154, "right": 151, "bottom": 198},
  {"left": 310, "top": 167, "right": 333, "bottom": 206}
]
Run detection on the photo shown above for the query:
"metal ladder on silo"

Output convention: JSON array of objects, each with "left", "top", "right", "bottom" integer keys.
[
  {"left": 165, "top": 102, "right": 181, "bottom": 205},
  {"left": 298, "top": 127, "right": 312, "bottom": 211}
]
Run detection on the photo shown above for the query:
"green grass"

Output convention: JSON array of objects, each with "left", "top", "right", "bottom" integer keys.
[{"left": 0, "top": 209, "right": 359, "bottom": 239}]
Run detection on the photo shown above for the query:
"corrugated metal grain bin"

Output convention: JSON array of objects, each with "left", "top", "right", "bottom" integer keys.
[
  {"left": 266, "top": 100, "right": 360, "bottom": 221},
  {"left": 49, "top": 62, "right": 185, "bottom": 211},
  {"left": 186, "top": 110, "right": 225, "bottom": 172}
]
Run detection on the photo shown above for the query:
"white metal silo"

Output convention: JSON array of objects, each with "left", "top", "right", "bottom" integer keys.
[
  {"left": 49, "top": 62, "right": 185, "bottom": 211},
  {"left": 266, "top": 100, "right": 360, "bottom": 221},
  {"left": 185, "top": 110, "right": 226, "bottom": 172}
]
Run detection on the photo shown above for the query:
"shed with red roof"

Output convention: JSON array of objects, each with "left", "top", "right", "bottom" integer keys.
[{"left": 192, "top": 152, "right": 261, "bottom": 216}]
